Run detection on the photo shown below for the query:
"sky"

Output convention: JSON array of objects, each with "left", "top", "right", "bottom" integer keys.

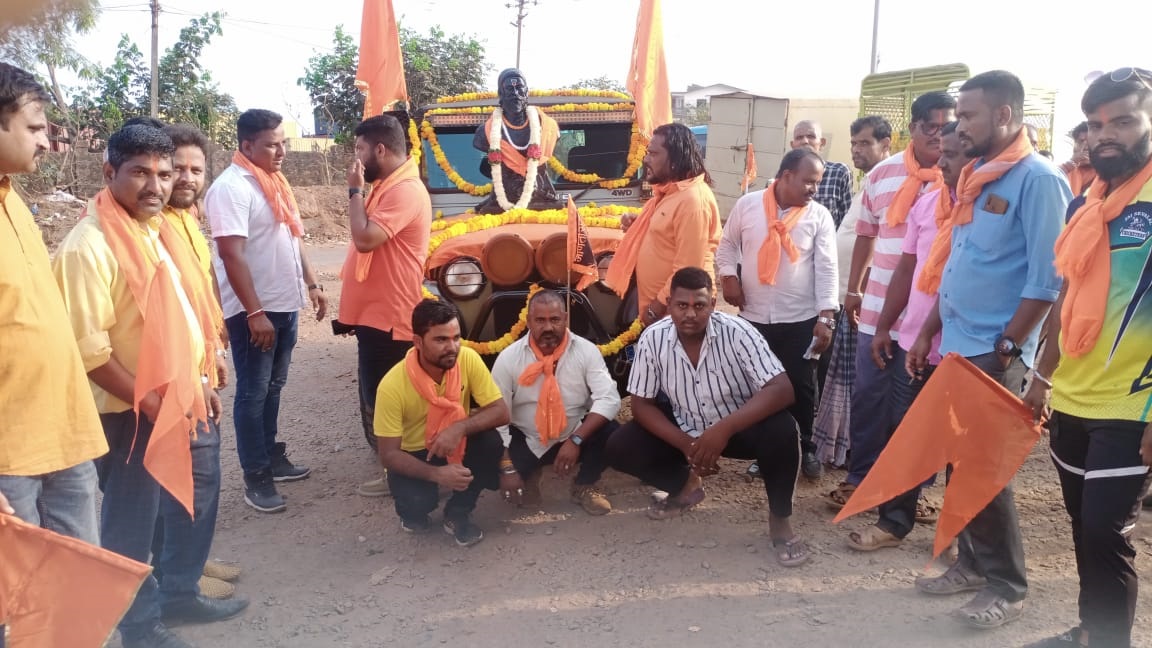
[{"left": 66, "top": 0, "right": 1152, "bottom": 158}]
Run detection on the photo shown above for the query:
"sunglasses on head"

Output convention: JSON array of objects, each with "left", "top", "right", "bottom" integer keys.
[{"left": 1109, "top": 67, "right": 1152, "bottom": 91}]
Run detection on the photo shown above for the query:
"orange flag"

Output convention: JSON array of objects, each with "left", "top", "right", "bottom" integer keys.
[
  {"left": 567, "top": 197, "right": 598, "bottom": 291},
  {"left": 626, "top": 0, "right": 672, "bottom": 140},
  {"left": 0, "top": 513, "right": 151, "bottom": 648},
  {"left": 741, "top": 142, "right": 757, "bottom": 193},
  {"left": 833, "top": 353, "right": 1041, "bottom": 559},
  {"left": 356, "top": 0, "right": 408, "bottom": 118}
]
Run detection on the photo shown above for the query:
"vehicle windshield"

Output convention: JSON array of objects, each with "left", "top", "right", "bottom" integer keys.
[{"left": 422, "top": 122, "right": 637, "bottom": 191}]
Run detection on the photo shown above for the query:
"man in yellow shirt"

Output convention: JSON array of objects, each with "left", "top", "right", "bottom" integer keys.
[
  {"left": 0, "top": 63, "right": 108, "bottom": 544},
  {"left": 375, "top": 300, "right": 510, "bottom": 546}
]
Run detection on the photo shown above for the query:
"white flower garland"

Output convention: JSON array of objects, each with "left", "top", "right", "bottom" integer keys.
[{"left": 489, "top": 106, "right": 542, "bottom": 211}]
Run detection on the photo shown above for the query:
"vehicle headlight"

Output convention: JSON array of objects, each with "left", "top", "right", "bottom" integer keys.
[
  {"left": 439, "top": 257, "right": 485, "bottom": 300},
  {"left": 596, "top": 252, "right": 614, "bottom": 283}
]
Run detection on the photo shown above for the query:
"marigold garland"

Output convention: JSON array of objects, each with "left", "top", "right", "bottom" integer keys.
[
  {"left": 421, "top": 120, "right": 492, "bottom": 196},
  {"left": 420, "top": 283, "right": 644, "bottom": 357},
  {"left": 425, "top": 103, "right": 635, "bottom": 117},
  {"left": 407, "top": 119, "right": 422, "bottom": 166},
  {"left": 426, "top": 204, "right": 639, "bottom": 256},
  {"left": 436, "top": 89, "right": 632, "bottom": 104}
]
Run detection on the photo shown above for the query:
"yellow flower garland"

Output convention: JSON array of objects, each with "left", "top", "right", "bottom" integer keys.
[
  {"left": 436, "top": 89, "right": 632, "bottom": 104},
  {"left": 420, "top": 283, "right": 644, "bottom": 357},
  {"left": 425, "top": 103, "right": 635, "bottom": 117},
  {"left": 420, "top": 120, "right": 493, "bottom": 196},
  {"left": 421, "top": 119, "right": 645, "bottom": 194},
  {"left": 426, "top": 204, "right": 639, "bottom": 256},
  {"left": 407, "top": 119, "right": 422, "bottom": 166}
]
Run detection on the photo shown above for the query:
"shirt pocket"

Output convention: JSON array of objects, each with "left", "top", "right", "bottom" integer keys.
[{"left": 965, "top": 205, "right": 1018, "bottom": 254}]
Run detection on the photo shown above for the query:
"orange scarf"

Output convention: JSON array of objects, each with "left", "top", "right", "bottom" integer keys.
[
  {"left": 1054, "top": 156, "right": 1152, "bottom": 357},
  {"left": 1067, "top": 166, "right": 1097, "bottom": 197},
  {"left": 95, "top": 189, "right": 221, "bottom": 515},
  {"left": 353, "top": 157, "right": 419, "bottom": 281},
  {"left": 482, "top": 111, "right": 560, "bottom": 177},
  {"left": 163, "top": 206, "right": 225, "bottom": 338},
  {"left": 757, "top": 183, "right": 809, "bottom": 285},
  {"left": 231, "top": 150, "right": 304, "bottom": 237},
  {"left": 917, "top": 129, "right": 1034, "bottom": 295},
  {"left": 886, "top": 146, "right": 944, "bottom": 228},
  {"left": 404, "top": 348, "right": 467, "bottom": 464},
  {"left": 604, "top": 174, "right": 705, "bottom": 298},
  {"left": 517, "top": 332, "right": 570, "bottom": 445}
]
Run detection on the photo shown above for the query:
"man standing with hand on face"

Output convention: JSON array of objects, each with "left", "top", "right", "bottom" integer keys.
[
  {"left": 718, "top": 148, "right": 839, "bottom": 480},
  {"left": 337, "top": 114, "right": 432, "bottom": 497},
  {"left": 374, "top": 300, "right": 510, "bottom": 547},
  {"left": 207, "top": 109, "right": 327, "bottom": 514}
]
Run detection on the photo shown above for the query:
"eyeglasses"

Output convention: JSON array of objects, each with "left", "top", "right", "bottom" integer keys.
[
  {"left": 915, "top": 121, "right": 946, "bottom": 137},
  {"left": 1109, "top": 67, "right": 1152, "bottom": 91}
]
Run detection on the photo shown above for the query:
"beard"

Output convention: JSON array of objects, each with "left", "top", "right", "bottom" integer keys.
[
  {"left": 167, "top": 184, "right": 201, "bottom": 209},
  {"left": 1091, "top": 134, "right": 1152, "bottom": 181},
  {"left": 363, "top": 157, "right": 383, "bottom": 183}
]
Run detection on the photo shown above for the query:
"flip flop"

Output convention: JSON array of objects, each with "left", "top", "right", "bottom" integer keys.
[
  {"left": 823, "top": 482, "right": 855, "bottom": 510},
  {"left": 916, "top": 499, "right": 939, "bottom": 524},
  {"left": 772, "top": 537, "right": 811, "bottom": 568},
  {"left": 647, "top": 487, "right": 704, "bottom": 520},
  {"left": 846, "top": 526, "right": 902, "bottom": 552}
]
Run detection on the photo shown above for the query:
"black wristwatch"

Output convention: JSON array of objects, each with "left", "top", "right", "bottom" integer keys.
[
  {"left": 348, "top": 187, "right": 362, "bottom": 199},
  {"left": 569, "top": 434, "right": 584, "bottom": 447},
  {"left": 994, "top": 335, "right": 1022, "bottom": 358}
]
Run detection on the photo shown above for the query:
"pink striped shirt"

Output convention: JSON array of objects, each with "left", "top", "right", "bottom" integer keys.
[{"left": 853, "top": 153, "right": 935, "bottom": 338}]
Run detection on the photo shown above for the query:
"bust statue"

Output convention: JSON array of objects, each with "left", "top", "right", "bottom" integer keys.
[{"left": 473, "top": 68, "right": 564, "bottom": 214}]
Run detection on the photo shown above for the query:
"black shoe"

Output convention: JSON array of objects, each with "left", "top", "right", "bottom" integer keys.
[
  {"left": 801, "top": 451, "right": 824, "bottom": 480},
  {"left": 443, "top": 517, "right": 484, "bottom": 547},
  {"left": 162, "top": 595, "right": 250, "bottom": 626},
  {"left": 270, "top": 442, "right": 311, "bottom": 482},
  {"left": 744, "top": 462, "right": 763, "bottom": 482},
  {"left": 243, "top": 472, "right": 286, "bottom": 513},
  {"left": 121, "top": 623, "right": 195, "bottom": 648},
  {"left": 400, "top": 516, "right": 431, "bottom": 534}
]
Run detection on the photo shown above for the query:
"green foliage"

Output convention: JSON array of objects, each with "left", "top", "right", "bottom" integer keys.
[
  {"left": 0, "top": 0, "right": 101, "bottom": 115},
  {"left": 68, "top": 12, "right": 240, "bottom": 146},
  {"left": 298, "top": 24, "right": 491, "bottom": 142},
  {"left": 563, "top": 76, "right": 627, "bottom": 93}
]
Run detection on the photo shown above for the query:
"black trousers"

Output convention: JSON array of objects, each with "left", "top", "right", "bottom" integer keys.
[
  {"left": 876, "top": 363, "right": 938, "bottom": 538},
  {"left": 1050, "top": 411, "right": 1151, "bottom": 647},
  {"left": 387, "top": 428, "right": 503, "bottom": 524},
  {"left": 751, "top": 318, "right": 818, "bottom": 454},
  {"left": 356, "top": 326, "right": 412, "bottom": 442},
  {"left": 606, "top": 403, "right": 800, "bottom": 518},
  {"left": 507, "top": 421, "right": 617, "bottom": 486}
]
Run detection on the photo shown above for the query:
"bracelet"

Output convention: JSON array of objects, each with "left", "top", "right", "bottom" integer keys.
[
  {"left": 1032, "top": 372, "right": 1054, "bottom": 388},
  {"left": 847, "top": 291, "right": 864, "bottom": 298},
  {"left": 201, "top": 375, "right": 209, "bottom": 385},
  {"left": 215, "top": 349, "right": 228, "bottom": 359},
  {"left": 246, "top": 308, "right": 265, "bottom": 320},
  {"left": 307, "top": 283, "right": 324, "bottom": 292}
]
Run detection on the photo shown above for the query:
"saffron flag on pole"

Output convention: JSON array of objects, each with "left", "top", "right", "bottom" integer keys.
[
  {"left": 0, "top": 514, "right": 151, "bottom": 648},
  {"left": 741, "top": 142, "right": 757, "bottom": 193},
  {"left": 832, "top": 353, "right": 1042, "bottom": 559},
  {"left": 567, "top": 197, "right": 598, "bottom": 291},
  {"left": 626, "top": 0, "right": 672, "bottom": 140},
  {"left": 355, "top": 0, "right": 408, "bottom": 118}
]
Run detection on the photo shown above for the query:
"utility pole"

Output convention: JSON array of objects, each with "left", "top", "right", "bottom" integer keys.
[
  {"left": 507, "top": 0, "right": 538, "bottom": 69},
  {"left": 150, "top": 0, "right": 160, "bottom": 117},
  {"left": 869, "top": 0, "right": 880, "bottom": 74}
]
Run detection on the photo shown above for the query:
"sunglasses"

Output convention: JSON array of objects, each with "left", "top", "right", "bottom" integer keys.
[
  {"left": 1109, "top": 67, "right": 1152, "bottom": 91},
  {"left": 914, "top": 121, "right": 947, "bottom": 137}
]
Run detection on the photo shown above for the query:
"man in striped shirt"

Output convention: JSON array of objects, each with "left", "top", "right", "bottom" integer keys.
[
  {"left": 606, "top": 267, "right": 809, "bottom": 567},
  {"left": 827, "top": 92, "right": 956, "bottom": 509}
]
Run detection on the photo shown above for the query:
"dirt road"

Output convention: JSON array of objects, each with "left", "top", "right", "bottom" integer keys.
[{"left": 170, "top": 243, "right": 1152, "bottom": 648}]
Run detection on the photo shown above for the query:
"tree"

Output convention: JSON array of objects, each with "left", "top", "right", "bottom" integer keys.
[
  {"left": 298, "top": 24, "right": 491, "bottom": 141},
  {"left": 0, "top": 0, "right": 101, "bottom": 118},
  {"left": 563, "top": 76, "right": 627, "bottom": 93},
  {"left": 298, "top": 26, "right": 362, "bottom": 143},
  {"left": 69, "top": 12, "right": 240, "bottom": 146}
]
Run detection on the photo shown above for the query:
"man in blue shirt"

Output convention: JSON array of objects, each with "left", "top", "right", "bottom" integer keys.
[{"left": 907, "top": 70, "right": 1071, "bottom": 631}]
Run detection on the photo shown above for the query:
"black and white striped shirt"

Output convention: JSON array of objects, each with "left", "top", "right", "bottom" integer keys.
[{"left": 627, "top": 312, "right": 785, "bottom": 437}]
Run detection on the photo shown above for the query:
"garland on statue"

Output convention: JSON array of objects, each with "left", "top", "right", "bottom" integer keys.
[
  {"left": 488, "top": 106, "right": 542, "bottom": 211},
  {"left": 425, "top": 103, "right": 635, "bottom": 116},
  {"left": 436, "top": 89, "right": 632, "bottom": 103}
]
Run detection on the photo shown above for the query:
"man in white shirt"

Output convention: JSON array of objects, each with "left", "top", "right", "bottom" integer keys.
[
  {"left": 606, "top": 267, "right": 810, "bottom": 567},
  {"left": 718, "top": 148, "right": 838, "bottom": 481},
  {"left": 491, "top": 290, "right": 621, "bottom": 515},
  {"left": 206, "top": 109, "right": 328, "bottom": 514}
]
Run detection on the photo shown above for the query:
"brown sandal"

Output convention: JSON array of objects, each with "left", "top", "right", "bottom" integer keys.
[
  {"left": 916, "top": 499, "right": 939, "bottom": 524},
  {"left": 846, "top": 526, "right": 902, "bottom": 552},
  {"left": 824, "top": 482, "right": 855, "bottom": 509}
]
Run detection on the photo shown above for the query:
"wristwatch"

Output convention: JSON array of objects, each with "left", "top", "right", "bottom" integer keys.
[
  {"left": 307, "top": 283, "right": 324, "bottom": 292},
  {"left": 348, "top": 187, "right": 362, "bottom": 198},
  {"left": 569, "top": 434, "right": 584, "bottom": 447},
  {"left": 817, "top": 316, "right": 837, "bottom": 330},
  {"left": 994, "top": 335, "right": 1022, "bottom": 358}
]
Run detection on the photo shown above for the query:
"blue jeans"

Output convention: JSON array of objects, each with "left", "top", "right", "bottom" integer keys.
[
  {"left": 0, "top": 460, "right": 100, "bottom": 545},
  {"left": 226, "top": 311, "right": 298, "bottom": 477},
  {"left": 96, "top": 411, "right": 164, "bottom": 639},
  {"left": 152, "top": 419, "right": 221, "bottom": 606},
  {"left": 845, "top": 331, "right": 906, "bottom": 486}
]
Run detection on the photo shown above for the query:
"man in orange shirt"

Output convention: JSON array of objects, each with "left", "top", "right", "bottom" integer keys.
[
  {"left": 338, "top": 114, "right": 433, "bottom": 496},
  {"left": 0, "top": 63, "right": 108, "bottom": 545},
  {"left": 605, "top": 123, "right": 721, "bottom": 325}
]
